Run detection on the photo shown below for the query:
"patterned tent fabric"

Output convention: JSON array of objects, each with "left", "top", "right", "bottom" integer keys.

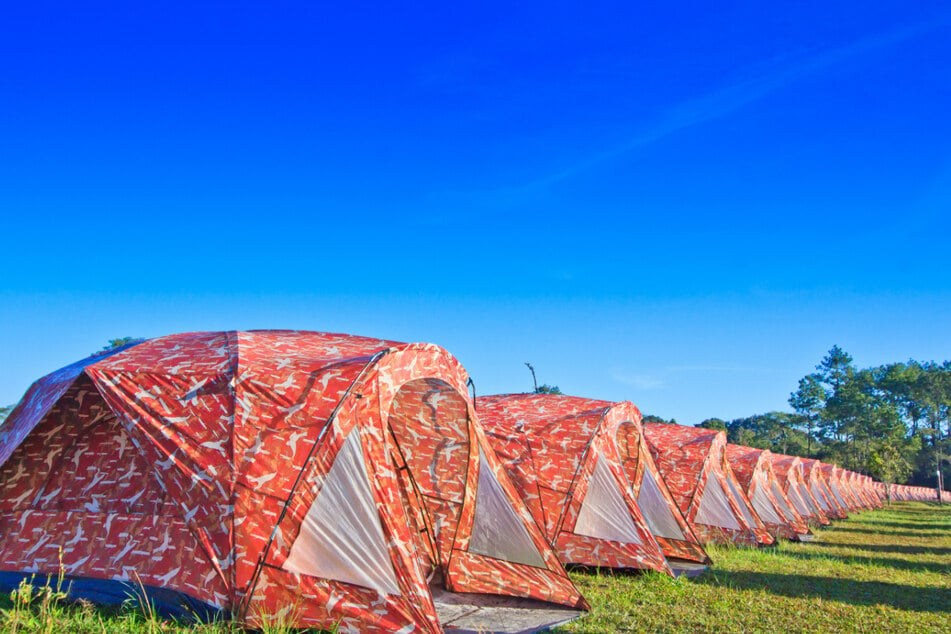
[
  {"left": 725, "top": 445, "right": 811, "bottom": 541},
  {"left": 888, "top": 483, "right": 947, "bottom": 501},
  {"left": 824, "top": 465, "right": 859, "bottom": 512},
  {"left": 844, "top": 470, "right": 876, "bottom": 510},
  {"left": 862, "top": 474, "right": 883, "bottom": 508},
  {"left": 841, "top": 471, "right": 871, "bottom": 510},
  {"left": 816, "top": 463, "right": 854, "bottom": 516},
  {"left": 643, "top": 423, "right": 774, "bottom": 546},
  {"left": 769, "top": 455, "right": 831, "bottom": 527},
  {"left": 477, "top": 394, "right": 683, "bottom": 574},
  {"left": 0, "top": 331, "right": 586, "bottom": 632},
  {"left": 860, "top": 474, "right": 884, "bottom": 508},
  {"left": 793, "top": 458, "right": 841, "bottom": 520}
]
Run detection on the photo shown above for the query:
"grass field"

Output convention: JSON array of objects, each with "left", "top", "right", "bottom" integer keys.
[
  {"left": 1, "top": 502, "right": 948, "bottom": 633},
  {"left": 562, "top": 501, "right": 951, "bottom": 633}
]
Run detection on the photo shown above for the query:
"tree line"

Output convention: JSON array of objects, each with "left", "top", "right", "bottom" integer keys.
[{"left": 659, "top": 346, "right": 950, "bottom": 489}]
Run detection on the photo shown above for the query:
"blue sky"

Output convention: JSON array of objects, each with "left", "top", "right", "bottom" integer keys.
[{"left": 2, "top": 2, "right": 950, "bottom": 423}]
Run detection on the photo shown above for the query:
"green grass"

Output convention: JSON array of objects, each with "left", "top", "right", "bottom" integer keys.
[
  {"left": 1, "top": 503, "right": 948, "bottom": 632},
  {"left": 561, "top": 501, "right": 951, "bottom": 633}
]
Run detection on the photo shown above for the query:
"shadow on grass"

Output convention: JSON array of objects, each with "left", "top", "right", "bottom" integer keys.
[
  {"left": 806, "top": 541, "right": 951, "bottom": 556},
  {"left": 697, "top": 570, "right": 951, "bottom": 613},
  {"left": 856, "top": 521, "right": 951, "bottom": 530},
  {"left": 879, "top": 505, "right": 946, "bottom": 514},
  {"left": 826, "top": 526, "right": 949, "bottom": 539},
  {"left": 563, "top": 564, "right": 650, "bottom": 577},
  {"left": 779, "top": 549, "right": 951, "bottom": 575}
]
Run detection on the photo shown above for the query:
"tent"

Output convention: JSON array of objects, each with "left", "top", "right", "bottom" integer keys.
[
  {"left": 867, "top": 475, "right": 885, "bottom": 507},
  {"left": 842, "top": 471, "right": 871, "bottom": 510},
  {"left": 643, "top": 423, "right": 773, "bottom": 546},
  {"left": 611, "top": 403, "right": 712, "bottom": 575},
  {"left": 769, "top": 455, "right": 831, "bottom": 527},
  {"left": 725, "top": 445, "right": 811, "bottom": 541},
  {"left": 826, "top": 465, "right": 861, "bottom": 512},
  {"left": 0, "top": 331, "right": 586, "bottom": 633},
  {"left": 847, "top": 471, "right": 878, "bottom": 510},
  {"left": 478, "top": 394, "right": 710, "bottom": 576},
  {"left": 476, "top": 394, "right": 676, "bottom": 576},
  {"left": 800, "top": 458, "right": 848, "bottom": 520},
  {"left": 861, "top": 475, "right": 884, "bottom": 508},
  {"left": 818, "top": 463, "right": 856, "bottom": 515}
]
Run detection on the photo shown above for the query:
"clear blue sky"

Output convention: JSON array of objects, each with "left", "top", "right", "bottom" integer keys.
[{"left": 2, "top": 2, "right": 950, "bottom": 424}]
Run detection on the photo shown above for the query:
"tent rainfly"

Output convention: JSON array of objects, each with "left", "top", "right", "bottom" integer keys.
[
  {"left": 860, "top": 474, "right": 884, "bottom": 508},
  {"left": 807, "top": 460, "right": 850, "bottom": 518},
  {"left": 844, "top": 470, "right": 870, "bottom": 511},
  {"left": 476, "top": 394, "right": 678, "bottom": 576},
  {"left": 0, "top": 331, "right": 587, "bottom": 633},
  {"left": 643, "top": 423, "right": 774, "bottom": 546},
  {"left": 476, "top": 394, "right": 710, "bottom": 574},
  {"left": 845, "top": 470, "right": 876, "bottom": 510},
  {"left": 797, "top": 458, "right": 846, "bottom": 520},
  {"left": 859, "top": 474, "right": 880, "bottom": 508},
  {"left": 823, "top": 464, "right": 859, "bottom": 512},
  {"left": 769, "top": 454, "right": 831, "bottom": 527},
  {"left": 725, "top": 445, "right": 812, "bottom": 541}
]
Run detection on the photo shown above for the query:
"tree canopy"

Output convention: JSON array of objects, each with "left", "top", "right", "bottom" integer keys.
[{"left": 702, "top": 346, "right": 949, "bottom": 488}]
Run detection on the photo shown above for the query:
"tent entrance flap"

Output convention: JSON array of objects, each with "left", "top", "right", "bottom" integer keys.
[{"left": 388, "top": 378, "right": 471, "bottom": 573}]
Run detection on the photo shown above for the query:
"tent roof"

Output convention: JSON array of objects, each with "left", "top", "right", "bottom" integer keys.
[
  {"left": 724, "top": 444, "right": 772, "bottom": 491},
  {"left": 477, "top": 393, "right": 672, "bottom": 574},
  {"left": 643, "top": 423, "right": 773, "bottom": 546},
  {"left": 0, "top": 331, "right": 586, "bottom": 631}
]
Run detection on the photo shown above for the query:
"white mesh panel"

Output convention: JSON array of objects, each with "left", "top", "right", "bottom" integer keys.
[
  {"left": 574, "top": 454, "right": 644, "bottom": 544},
  {"left": 828, "top": 481, "right": 848, "bottom": 507},
  {"left": 726, "top": 475, "right": 759, "bottom": 528},
  {"left": 636, "top": 467, "right": 685, "bottom": 541},
  {"left": 804, "top": 484, "right": 825, "bottom": 515},
  {"left": 751, "top": 484, "right": 783, "bottom": 525},
  {"left": 469, "top": 449, "right": 547, "bottom": 568},
  {"left": 695, "top": 475, "right": 742, "bottom": 530},
  {"left": 787, "top": 482, "right": 812, "bottom": 517},
  {"left": 283, "top": 429, "right": 400, "bottom": 595},
  {"left": 770, "top": 481, "right": 795, "bottom": 520},
  {"left": 811, "top": 482, "right": 832, "bottom": 511}
]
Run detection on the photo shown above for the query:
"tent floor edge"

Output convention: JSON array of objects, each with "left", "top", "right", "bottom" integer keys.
[{"left": 432, "top": 586, "right": 585, "bottom": 634}]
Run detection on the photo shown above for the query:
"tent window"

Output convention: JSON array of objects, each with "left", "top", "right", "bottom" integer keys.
[
  {"left": 770, "top": 481, "right": 795, "bottom": 520},
  {"left": 811, "top": 483, "right": 832, "bottom": 511},
  {"left": 636, "top": 466, "right": 685, "bottom": 541},
  {"left": 469, "top": 449, "right": 546, "bottom": 568},
  {"left": 283, "top": 428, "right": 401, "bottom": 595},
  {"left": 726, "top": 474, "right": 758, "bottom": 528},
  {"left": 828, "top": 481, "right": 848, "bottom": 507},
  {"left": 694, "top": 474, "right": 742, "bottom": 530},
  {"left": 574, "top": 454, "right": 644, "bottom": 545},
  {"left": 787, "top": 481, "right": 812, "bottom": 517},
  {"left": 750, "top": 482, "right": 783, "bottom": 525}
]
